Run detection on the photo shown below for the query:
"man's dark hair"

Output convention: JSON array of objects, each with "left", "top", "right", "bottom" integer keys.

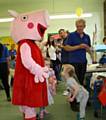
[{"left": 58, "top": 29, "right": 65, "bottom": 34}]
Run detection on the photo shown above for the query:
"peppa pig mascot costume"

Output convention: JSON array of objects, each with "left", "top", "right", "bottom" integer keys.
[{"left": 8, "top": 10, "right": 49, "bottom": 120}]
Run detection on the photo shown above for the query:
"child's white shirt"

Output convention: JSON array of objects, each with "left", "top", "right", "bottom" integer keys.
[
  {"left": 66, "top": 77, "right": 88, "bottom": 102},
  {"left": 48, "top": 45, "right": 56, "bottom": 60}
]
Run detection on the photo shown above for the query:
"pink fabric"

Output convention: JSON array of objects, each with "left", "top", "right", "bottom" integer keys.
[
  {"left": 20, "top": 43, "right": 48, "bottom": 83},
  {"left": 48, "top": 68, "right": 57, "bottom": 95},
  {"left": 10, "top": 10, "right": 49, "bottom": 43},
  {"left": 19, "top": 106, "right": 36, "bottom": 119}
]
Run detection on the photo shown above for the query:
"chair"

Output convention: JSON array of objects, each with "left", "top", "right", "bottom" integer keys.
[{"left": 93, "top": 80, "right": 103, "bottom": 118}]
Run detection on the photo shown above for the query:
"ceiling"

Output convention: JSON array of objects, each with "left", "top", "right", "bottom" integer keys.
[
  {"left": 0, "top": 0, "right": 104, "bottom": 17},
  {"left": 0, "top": 0, "right": 105, "bottom": 36}
]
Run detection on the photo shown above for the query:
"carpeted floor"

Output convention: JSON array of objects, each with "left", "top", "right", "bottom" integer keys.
[{"left": 0, "top": 81, "right": 105, "bottom": 120}]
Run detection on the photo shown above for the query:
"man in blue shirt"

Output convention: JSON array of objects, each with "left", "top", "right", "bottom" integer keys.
[
  {"left": 60, "top": 19, "right": 93, "bottom": 85},
  {"left": 0, "top": 43, "right": 11, "bottom": 101}
]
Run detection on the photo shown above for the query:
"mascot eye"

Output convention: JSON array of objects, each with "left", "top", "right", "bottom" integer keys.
[{"left": 21, "top": 15, "right": 28, "bottom": 21}]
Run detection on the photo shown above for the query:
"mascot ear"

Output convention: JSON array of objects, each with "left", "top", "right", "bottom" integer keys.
[
  {"left": 44, "top": 10, "right": 50, "bottom": 26},
  {"left": 8, "top": 10, "right": 18, "bottom": 18}
]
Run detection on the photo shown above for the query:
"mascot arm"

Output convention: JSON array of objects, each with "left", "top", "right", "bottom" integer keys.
[{"left": 20, "top": 43, "right": 48, "bottom": 83}]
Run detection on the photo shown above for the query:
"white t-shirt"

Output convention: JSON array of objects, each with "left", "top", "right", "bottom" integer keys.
[
  {"left": 66, "top": 77, "right": 88, "bottom": 102},
  {"left": 48, "top": 45, "right": 56, "bottom": 60}
]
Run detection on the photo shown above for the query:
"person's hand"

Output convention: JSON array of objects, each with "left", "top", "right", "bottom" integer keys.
[
  {"left": 34, "top": 65, "right": 49, "bottom": 83},
  {"left": 79, "top": 44, "right": 89, "bottom": 49},
  {"left": 42, "top": 66, "right": 49, "bottom": 78},
  {"left": 68, "top": 97, "right": 74, "bottom": 102},
  {"left": 57, "top": 44, "right": 63, "bottom": 49},
  {"left": 67, "top": 95, "right": 74, "bottom": 102}
]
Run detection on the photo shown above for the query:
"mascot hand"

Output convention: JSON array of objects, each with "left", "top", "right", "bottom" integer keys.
[
  {"left": 42, "top": 66, "right": 49, "bottom": 78},
  {"left": 34, "top": 65, "right": 49, "bottom": 83},
  {"left": 34, "top": 75, "right": 44, "bottom": 83}
]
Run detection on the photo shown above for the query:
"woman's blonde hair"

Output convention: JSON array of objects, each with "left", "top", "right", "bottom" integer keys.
[{"left": 62, "top": 64, "right": 75, "bottom": 77}]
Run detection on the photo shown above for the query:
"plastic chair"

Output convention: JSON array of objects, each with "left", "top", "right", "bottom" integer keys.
[{"left": 93, "top": 80, "right": 103, "bottom": 118}]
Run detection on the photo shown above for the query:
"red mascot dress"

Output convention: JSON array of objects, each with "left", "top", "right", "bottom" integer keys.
[{"left": 12, "top": 40, "right": 48, "bottom": 107}]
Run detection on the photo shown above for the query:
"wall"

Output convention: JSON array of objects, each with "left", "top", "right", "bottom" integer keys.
[
  {"left": 45, "top": 0, "right": 104, "bottom": 45},
  {"left": 0, "top": 0, "right": 104, "bottom": 44}
]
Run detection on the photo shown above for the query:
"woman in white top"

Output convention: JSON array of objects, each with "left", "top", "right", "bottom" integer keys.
[{"left": 47, "top": 36, "right": 61, "bottom": 81}]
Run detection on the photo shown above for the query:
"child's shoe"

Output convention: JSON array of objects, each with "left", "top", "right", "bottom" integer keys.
[
  {"left": 62, "top": 90, "right": 69, "bottom": 96},
  {"left": 80, "top": 118, "right": 85, "bottom": 120},
  {"left": 23, "top": 113, "right": 25, "bottom": 120},
  {"left": 36, "top": 113, "right": 39, "bottom": 120},
  {"left": 76, "top": 112, "right": 80, "bottom": 120},
  {"left": 94, "top": 111, "right": 99, "bottom": 118},
  {"left": 39, "top": 111, "right": 44, "bottom": 119},
  {"left": 7, "top": 97, "right": 11, "bottom": 102},
  {"left": 43, "top": 110, "right": 49, "bottom": 114},
  {"left": 25, "top": 117, "right": 36, "bottom": 120}
]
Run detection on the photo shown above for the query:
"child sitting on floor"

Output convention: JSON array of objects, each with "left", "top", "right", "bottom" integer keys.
[{"left": 61, "top": 64, "right": 89, "bottom": 120}]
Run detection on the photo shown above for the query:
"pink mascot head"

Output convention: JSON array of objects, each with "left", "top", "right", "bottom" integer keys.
[{"left": 8, "top": 10, "right": 49, "bottom": 43}]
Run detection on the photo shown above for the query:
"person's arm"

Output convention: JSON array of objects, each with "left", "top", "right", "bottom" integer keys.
[
  {"left": 68, "top": 85, "right": 79, "bottom": 102},
  {"left": 67, "top": 79, "right": 80, "bottom": 102},
  {"left": 5, "top": 47, "right": 10, "bottom": 74},
  {"left": 59, "top": 43, "right": 89, "bottom": 51},
  {"left": 86, "top": 35, "right": 96, "bottom": 63},
  {"left": 7, "top": 56, "right": 10, "bottom": 71},
  {"left": 86, "top": 47, "right": 95, "bottom": 62},
  {"left": 20, "top": 43, "right": 48, "bottom": 83}
]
